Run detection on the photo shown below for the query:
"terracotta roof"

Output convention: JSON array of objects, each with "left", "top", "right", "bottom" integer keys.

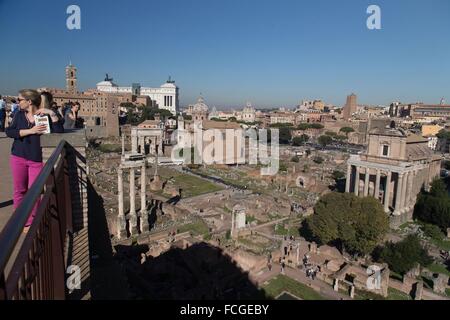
[
  {"left": 406, "top": 134, "right": 428, "bottom": 143},
  {"left": 201, "top": 120, "right": 241, "bottom": 130}
]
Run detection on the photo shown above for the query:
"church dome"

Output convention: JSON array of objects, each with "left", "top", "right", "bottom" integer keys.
[{"left": 193, "top": 96, "right": 209, "bottom": 113}]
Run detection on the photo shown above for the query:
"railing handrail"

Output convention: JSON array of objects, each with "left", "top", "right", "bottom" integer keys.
[{"left": 0, "top": 140, "right": 67, "bottom": 274}]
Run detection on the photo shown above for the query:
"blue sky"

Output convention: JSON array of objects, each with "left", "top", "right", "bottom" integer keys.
[{"left": 0, "top": 0, "right": 449, "bottom": 108}]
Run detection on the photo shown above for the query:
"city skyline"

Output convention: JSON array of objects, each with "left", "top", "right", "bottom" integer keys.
[{"left": 1, "top": 0, "right": 449, "bottom": 107}]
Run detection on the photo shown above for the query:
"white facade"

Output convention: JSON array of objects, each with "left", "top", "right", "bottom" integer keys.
[
  {"left": 96, "top": 79, "right": 179, "bottom": 115},
  {"left": 236, "top": 102, "right": 256, "bottom": 123}
]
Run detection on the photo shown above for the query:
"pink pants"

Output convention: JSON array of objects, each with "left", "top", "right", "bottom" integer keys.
[{"left": 10, "top": 155, "right": 43, "bottom": 226}]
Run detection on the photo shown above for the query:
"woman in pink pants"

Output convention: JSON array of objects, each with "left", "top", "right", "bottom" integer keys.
[{"left": 6, "top": 89, "right": 47, "bottom": 233}]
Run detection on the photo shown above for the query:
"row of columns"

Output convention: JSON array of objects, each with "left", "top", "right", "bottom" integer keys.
[
  {"left": 346, "top": 165, "right": 417, "bottom": 215},
  {"left": 131, "top": 131, "right": 164, "bottom": 156},
  {"left": 117, "top": 164, "right": 149, "bottom": 239}
]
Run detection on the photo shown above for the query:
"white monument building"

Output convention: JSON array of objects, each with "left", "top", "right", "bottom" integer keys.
[{"left": 96, "top": 76, "right": 179, "bottom": 115}]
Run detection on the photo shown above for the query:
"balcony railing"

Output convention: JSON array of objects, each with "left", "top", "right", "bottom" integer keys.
[{"left": 0, "top": 140, "right": 74, "bottom": 300}]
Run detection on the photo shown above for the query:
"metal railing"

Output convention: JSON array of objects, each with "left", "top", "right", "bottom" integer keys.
[{"left": 0, "top": 140, "right": 73, "bottom": 300}]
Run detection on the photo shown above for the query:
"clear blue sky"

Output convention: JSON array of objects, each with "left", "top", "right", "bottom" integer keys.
[{"left": 0, "top": 0, "right": 449, "bottom": 108}]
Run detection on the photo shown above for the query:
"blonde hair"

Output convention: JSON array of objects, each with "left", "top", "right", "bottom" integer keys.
[
  {"left": 19, "top": 89, "right": 41, "bottom": 107},
  {"left": 40, "top": 91, "right": 53, "bottom": 109}
]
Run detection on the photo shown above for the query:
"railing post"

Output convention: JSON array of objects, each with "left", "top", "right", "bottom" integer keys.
[
  {"left": 50, "top": 170, "right": 66, "bottom": 300},
  {"left": 0, "top": 273, "right": 6, "bottom": 300}
]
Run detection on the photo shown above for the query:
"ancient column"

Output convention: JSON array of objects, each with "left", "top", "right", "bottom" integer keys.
[
  {"left": 131, "top": 129, "right": 137, "bottom": 153},
  {"left": 121, "top": 134, "right": 125, "bottom": 156},
  {"left": 407, "top": 171, "right": 414, "bottom": 208},
  {"left": 117, "top": 168, "right": 127, "bottom": 239},
  {"left": 384, "top": 171, "right": 392, "bottom": 213},
  {"left": 157, "top": 137, "right": 164, "bottom": 156},
  {"left": 354, "top": 166, "right": 360, "bottom": 196},
  {"left": 394, "top": 173, "right": 404, "bottom": 215},
  {"left": 364, "top": 169, "right": 370, "bottom": 197},
  {"left": 401, "top": 171, "right": 409, "bottom": 210},
  {"left": 346, "top": 164, "right": 352, "bottom": 193},
  {"left": 129, "top": 168, "right": 138, "bottom": 235},
  {"left": 149, "top": 138, "right": 155, "bottom": 155},
  {"left": 140, "top": 163, "right": 148, "bottom": 232},
  {"left": 375, "top": 169, "right": 381, "bottom": 200}
]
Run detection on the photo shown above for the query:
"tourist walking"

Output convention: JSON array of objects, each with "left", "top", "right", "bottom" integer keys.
[
  {"left": 6, "top": 89, "right": 47, "bottom": 232},
  {"left": 0, "top": 95, "right": 6, "bottom": 132}
]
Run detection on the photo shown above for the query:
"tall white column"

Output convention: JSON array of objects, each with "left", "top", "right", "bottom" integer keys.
[
  {"left": 117, "top": 168, "right": 127, "bottom": 239},
  {"left": 129, "top": 168, "right": 138, "bottom": 235},
  {"left": 394, "top": 173, "right": 404, "bottom": 215},
  {"left": 384, "top": 171, "right": 392, "bottom": 213},
  {"left": 158, "top": 137, "right": 164, "bottom": 156},
  {"left": 140, "top": 163, "right": 148, "bottom": 232},
  {"left": 139, "top": 136, "right": 145, "bottom": 154},
  {"left": 354, "top": 166, "right": 360, "bottom": 196},
  {"left": 131, "top": 129, "right": 137, "bottom": 153},
  {"left": 121, "top": 134, "right": 125, "bottom": 156},
  {"left": 364, "top": 169, "right": 370, "bottom": 197},
  {"left": 409, "top": 171, "right": 417, "bottom": 206},
  {"left": 375, "top": 169, "right": 381, "bottom": 200},
  {"left": 346, "top": 165, "right": 352, "bottom": 193},
  {"left": 401, "top": 171, "right": 409, "bottom": 210}
]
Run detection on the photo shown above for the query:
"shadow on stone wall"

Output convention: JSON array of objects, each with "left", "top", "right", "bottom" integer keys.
[{"left": 114, "top": 242, "right": 269, "bottom": 300}]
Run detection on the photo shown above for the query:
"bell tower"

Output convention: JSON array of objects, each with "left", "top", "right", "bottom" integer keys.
[{"left": 66, "top": 62, "right": 77, "bottom": 94}]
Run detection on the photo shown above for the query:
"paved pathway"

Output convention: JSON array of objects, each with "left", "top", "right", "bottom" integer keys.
[{"left": 0, "top": 133, "right": 14, "bottom": 233}]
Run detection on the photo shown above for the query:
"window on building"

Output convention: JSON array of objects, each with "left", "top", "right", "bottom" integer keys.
[{"left": 382, "top": 145, "right": 389, "bottom": 157}]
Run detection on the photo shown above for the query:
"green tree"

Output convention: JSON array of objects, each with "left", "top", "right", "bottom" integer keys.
[
  {"left": 340, "top": 127, "right": 355, "bottom": 136},
  {"left": 310, "top": 123, "right": 324, "bottom": 129},
  {"left": 374, "top": 235, "right": 432, "bottom": 275},
  {"left": 297, "top": 123, "right": 310, "bottom": 131},
  {"left": 414, "top": 178, "right": 450, "bottom": 230},
  {"left": 278, "top": 127, "right": 292, "bottom": 144},
  {"left": 126, "top": 108, "right": 139, "bottom": 125},
  {"left": 318, "top": 135, "right": 333, "bottom": 147},
  {"left": 306, "top": 193, "right": 389, "bottom": 256},
  {"left": 334, "top": 135, "right": 348, "bottom": 142},
  {"left": 443, "top": 160, "right": 450, "bottom": 171},
  {"left": 332, "top": 170, "right": 345, "bottom": 181},
  {"left": 436, "top": 129, "right": 450, "bottom": 140},
  {"left": 292, "top": 134, "right": 309, "bottom": 146}
]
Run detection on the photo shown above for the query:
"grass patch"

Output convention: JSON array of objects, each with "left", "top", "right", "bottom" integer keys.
[
  {"left": 170, "top": 174, "right": 223, "bottom": 197},
  {"left": 387, "top": 288, "right": 411, "bottom": 300},
  {"left": 263, "top": 275, "right": 325, "bottom": 300},
  {"left": 354, "top": 289, "right": 385, "bottom": 300},
  {"left": 427, "top": 263, "right": 450, "bottom": 277},
  {"left": 97, "top": 143, "right": 122, "bottom": 153},
  {"left": 446, "top": 288, "right": 450, "bottom": 297},
  {"left": 390, "top": 271, "right": 403, "bottom": 282},
  {"left": 430, "top": 238, "right": 450, "bottom": 251},
  {"left": 274, "top": 224, "right": 300, "bottom": 237},
  {"left": 158, "top": 167, "right": 223, "bottom": 198},
  {"left": 177, "top": 220, "right": 209, "bottom": 236}
]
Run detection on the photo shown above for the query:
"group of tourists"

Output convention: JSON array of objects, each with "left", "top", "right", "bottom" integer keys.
[{"left": 3, "top": 89, "right": 81, "bottom": 233}]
